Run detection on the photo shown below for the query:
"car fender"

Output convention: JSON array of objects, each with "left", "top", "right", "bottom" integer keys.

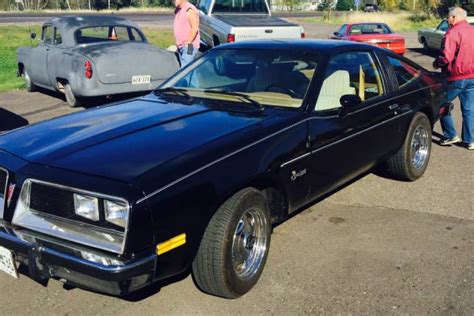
[{"left": 16, "top": 46, "right": 33, "bottom": 75}]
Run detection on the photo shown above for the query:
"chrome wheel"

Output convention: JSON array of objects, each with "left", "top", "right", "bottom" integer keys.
[
  {"left": 232, "top": 208, "right": 269, "bottom": 281},
  {"left": 411, "top": 125, "right": 429, "bottom": 169}
]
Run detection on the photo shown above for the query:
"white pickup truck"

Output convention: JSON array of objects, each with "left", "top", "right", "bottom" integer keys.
[{"left": 198, "top": 0, "right": 305, "bottom": 47}]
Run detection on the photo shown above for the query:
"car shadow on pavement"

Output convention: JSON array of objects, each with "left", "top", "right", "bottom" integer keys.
[
  {"left": 0, "top": 107, "right": 29, "bottom": 132},
  {"left": 35, "top": 86, "right": 151, "bottom": 109}
]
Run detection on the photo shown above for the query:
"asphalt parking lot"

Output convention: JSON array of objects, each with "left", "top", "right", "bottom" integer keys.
[{"left": 0, "top": 22, "right": 473, "bottom": 315}]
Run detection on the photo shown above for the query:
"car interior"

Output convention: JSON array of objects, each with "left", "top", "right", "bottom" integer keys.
[
  {"left": 174, "top": 51, "right": 318, "bottom": 108},
  {"left": 315, "top": 52, "right": 384, "bottom": 111}
]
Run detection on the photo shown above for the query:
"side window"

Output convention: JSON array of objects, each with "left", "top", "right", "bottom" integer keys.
[
  {"left": 129, "top": 28, "right": 144, "bottom": 41},
  {"left": 438, "top": 20, "right": 449, "bottom": 32},
  {"left": 315, "top": 51, "right": 384, "bottom": 112},
  {"left": 42, "top": 25, "right": 53, "bottom": 45},
  {"left": 387, "top": 56, "right": 420, "bottom": 88},
  {"left": 336, "top": 24, "right": 347, "bottom": 36},
  {"left": 53, "top": 28, "right": 62, "bottom": 45},
  {"left": 199, "top": 0, "right": 209, "bottom": 13}
]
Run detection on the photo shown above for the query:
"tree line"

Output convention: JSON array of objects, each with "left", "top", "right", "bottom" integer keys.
[{"left": 0, "top": 0, "right": 472, "bottom": 15}]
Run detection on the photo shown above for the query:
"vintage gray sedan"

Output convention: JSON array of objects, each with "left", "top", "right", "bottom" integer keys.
[{"left": 17, "top": 15, "right": 180, "bottom": 107}]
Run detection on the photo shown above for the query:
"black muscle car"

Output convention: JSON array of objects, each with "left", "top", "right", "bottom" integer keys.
[{"left": 0, "top": 40, "right": 446, "bottom": 299}]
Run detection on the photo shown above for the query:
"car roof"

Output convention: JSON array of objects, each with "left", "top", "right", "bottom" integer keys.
[
  {"left": 215, "top": 39, "right": 382, "bottom": 54},
  {"left": 48, "top": 15, "right": 137, "bottom": 29},
  {"left": 45, "top": 15, "right": 141, "bottom": 47}
]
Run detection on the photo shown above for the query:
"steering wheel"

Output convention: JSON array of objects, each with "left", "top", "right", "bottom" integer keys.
[{"left": 264, "top": 85, "right": 298, "bottom": 98}]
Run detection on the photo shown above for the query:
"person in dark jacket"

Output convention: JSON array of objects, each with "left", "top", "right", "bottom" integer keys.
[{"left": 434, "top": 7, "right": 474, "bottom": 150}]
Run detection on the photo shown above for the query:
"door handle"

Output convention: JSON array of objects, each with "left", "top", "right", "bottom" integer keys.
[{"left": 389, "top": 104, "right": 400, "bottom": 110}]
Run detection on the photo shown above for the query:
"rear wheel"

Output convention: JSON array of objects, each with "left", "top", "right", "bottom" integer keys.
[
  {"left": 23, "top": 70, "right": 36, "bottom": 92},
  {"left": 213, "top": 35, "right": 220, "bottom": 47},
  {"left": 386, "top": 112, "right": 432, "bottom": 181},
  {"left": 192, "top": 188, "right": 271, "bottom": 299},
  {"left": 64, "top": 83, "right": 82, "bottom": 108}
]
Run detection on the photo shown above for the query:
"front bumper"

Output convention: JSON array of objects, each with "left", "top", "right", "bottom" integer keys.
[{"left": 0, "top": 222, "right": 156, "bottom": 296}]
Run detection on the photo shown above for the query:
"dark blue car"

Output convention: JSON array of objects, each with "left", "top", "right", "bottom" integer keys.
[{"left": 0, "top": 40, "right": 446, "bottom": 298}]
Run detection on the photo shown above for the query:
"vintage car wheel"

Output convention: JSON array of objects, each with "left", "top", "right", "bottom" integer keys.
[
  {"left": 24, "top": 70, "right": 36, "bottom": 92},
  {"left": 421, "top": 38, "right": 430, "bottom": 53},
  {"left": 64, "top": 83, "right": 82, "bottom": 108},
  {"left": 386, "top": 112, "right": 432, "bottom": 181},
  {"left": 192, "top": 188, "right": 271, "bottom": 299}
]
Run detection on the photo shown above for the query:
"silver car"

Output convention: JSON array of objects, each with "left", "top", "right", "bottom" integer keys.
[
  {"left": 418, "top": 17, "right": 474, "bottom": 52},
  {"left": 17, "top": 16, "right": 180, "bottom": 107}
]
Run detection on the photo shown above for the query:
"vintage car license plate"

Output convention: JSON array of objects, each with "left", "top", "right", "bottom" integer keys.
[
  {"left": 131, "top": 75, "right": 151, "bottom": 85},
  {"left": 0, "top": 246, "right": 18, "bottom": 278}
]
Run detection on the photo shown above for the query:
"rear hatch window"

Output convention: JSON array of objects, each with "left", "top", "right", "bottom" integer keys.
[{"left": 75, "top": 26, "right": 145, "bottom": 44}]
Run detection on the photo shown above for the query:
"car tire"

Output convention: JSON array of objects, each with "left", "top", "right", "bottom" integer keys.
[
  {"left": 64, "top": 83, "right": 82, "bottom": 108},
  {"left": 24, "top": 70, "right": 36, "bottom": 92},
  {"left": 386, "top": 112, "right": 432, "bottom": 181},
  {"left": 421, "top": 38, "right": 430, "bottom": 53},
  {"left": 192, "top": 187, "right": 272, "bottom": 299}
]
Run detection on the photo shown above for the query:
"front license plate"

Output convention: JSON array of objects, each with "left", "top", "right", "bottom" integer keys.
[
  {"left": 131, "top": 75, "right": 151, "bottom": 85},
  {"left": 0, "top": 246, "right": 18, "bottom": 278}
]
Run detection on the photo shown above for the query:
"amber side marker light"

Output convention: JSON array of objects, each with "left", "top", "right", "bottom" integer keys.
[{"left": 156, "top": 233, "right": 186, "bottom": 256}]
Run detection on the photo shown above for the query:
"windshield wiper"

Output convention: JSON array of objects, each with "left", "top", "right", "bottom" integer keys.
[
  {"left": 203, "top": 89, "right": 264, "bottom": 111},
  {"left": 154, "top": 87, "right": 194, "bottom": 103}
]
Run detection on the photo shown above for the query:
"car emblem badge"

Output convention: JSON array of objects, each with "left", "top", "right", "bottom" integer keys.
[
  {"left": 6, "top": 184, "right": 15, "bottom": 207},
  {"left": 291, "top": 169, "right": 307, "bottom": 181}
]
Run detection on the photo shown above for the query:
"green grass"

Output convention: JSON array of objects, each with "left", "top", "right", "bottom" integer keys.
[
  {"left": 299, "top": 12, "right": 439, "bottom": 32},
  {"left": 0, "top": 26, "right": 174, "bottom": 92}
]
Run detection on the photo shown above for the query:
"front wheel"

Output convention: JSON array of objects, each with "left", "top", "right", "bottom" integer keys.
[
  {"left": 192, "top": 188, "right": 272, "bottom": 299},
  {"left": 386, "top": 112, "right": 432, "bottom": 181},
  {"left": 23, "top": 70, "right": 36, "bottom": 92}
]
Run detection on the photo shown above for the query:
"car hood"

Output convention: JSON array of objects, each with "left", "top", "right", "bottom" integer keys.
[{"left": 0, "top": 95, "right": 267, "bottom": 182}]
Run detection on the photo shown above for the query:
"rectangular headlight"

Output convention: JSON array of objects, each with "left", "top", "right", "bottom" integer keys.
[
  {"left": 74, "top": 193, "right": 99, "bottom": 222},
  {"left": 13, "top": 179, "right": 130, "bottom": 254},
  {"left": 104, "top": 200, "right": 128, "bottom": 228}
]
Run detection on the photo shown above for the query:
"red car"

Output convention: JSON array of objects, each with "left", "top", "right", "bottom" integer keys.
[{"left": 330, "top": 23, "right": 406, "bottom": 55}]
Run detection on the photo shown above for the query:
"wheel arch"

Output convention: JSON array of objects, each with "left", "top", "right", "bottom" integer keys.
[
  {"left": 419, "top": 106, "right": 435, "bottom": 128},
  {"left": 17, "top": 62, "right": 25, "bottom": 76}
]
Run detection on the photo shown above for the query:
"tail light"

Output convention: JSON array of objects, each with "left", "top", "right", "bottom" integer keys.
[
  {"left": 227, "top": 34, "right": 235, "bottom": 43},
  {"left": 84, "top": 60, "right": 92, "bottom": 79},
  {"left": 301, "top": 32, "right": 306, "bottom": 39}
]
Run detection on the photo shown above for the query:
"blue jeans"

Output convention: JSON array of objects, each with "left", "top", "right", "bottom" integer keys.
[
  {"left": 178, "top": 46, "right": 198, "bottom": 68},
  {"left": 441, "top": 78, "right": 474, "bottom": 144}
]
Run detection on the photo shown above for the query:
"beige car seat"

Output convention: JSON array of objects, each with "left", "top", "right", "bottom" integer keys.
[{"left": 315, "top": 70, "right": 356, "bottom": 111}]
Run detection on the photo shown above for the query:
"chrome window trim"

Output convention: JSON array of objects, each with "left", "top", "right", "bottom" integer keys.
[
  {"left": 12, "top": 178, "right": 130, "bottom": 255},
  {"left": 0, "top": 167, "right": 9, "bottom": 219}
]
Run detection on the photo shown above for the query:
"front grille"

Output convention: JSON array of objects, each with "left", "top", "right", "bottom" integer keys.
[
  {"left": 0, "top": 168, "right": 8, "bottom": 219},
  {"left": 30, "top": 182, "right": 76, "bottom": 220},
  {"left": 29, "top": 181, "right": 124, "bottom": 232}
]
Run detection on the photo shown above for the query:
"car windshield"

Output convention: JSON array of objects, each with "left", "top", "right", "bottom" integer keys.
[
  {"left": 75, "top": 26, "right": 145, "bottom": 44},
  {"left": 164, "top": 49, "right": 319, "bottom": 109},
  {"left": 349, "top": 24, "right": 392, "bottom": 35},
  {"left": 212, "top": 0, "right": 268, "bottom": 13}
]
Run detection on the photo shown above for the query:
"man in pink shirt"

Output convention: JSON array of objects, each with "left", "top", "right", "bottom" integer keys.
[
  {"left": 174, "top": 0, "right": 200, "bottom": 68},
  {"left": 434, "top": 7, "right": 474, "bottom": 150}
]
